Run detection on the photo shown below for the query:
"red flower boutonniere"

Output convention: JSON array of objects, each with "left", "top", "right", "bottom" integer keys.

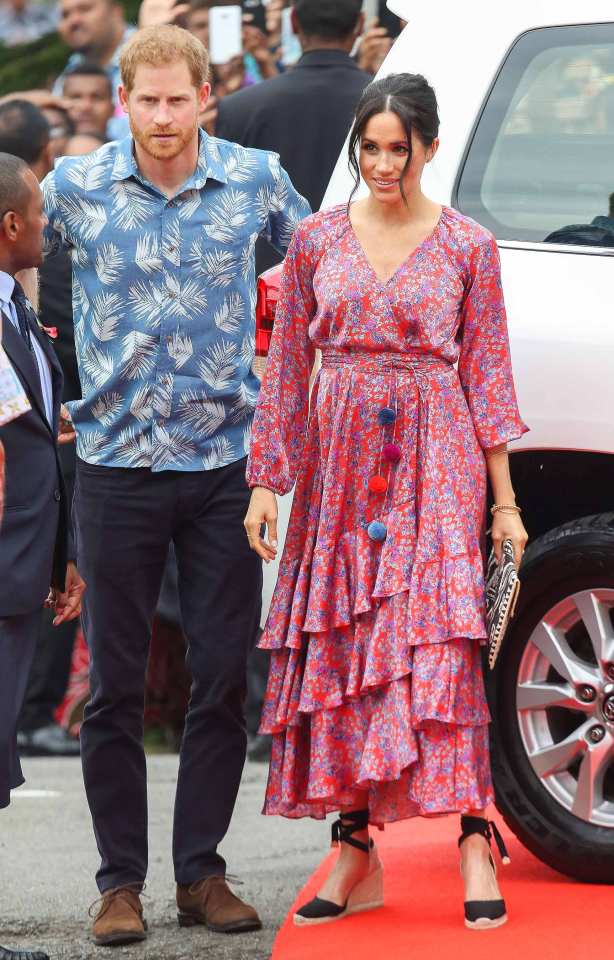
[{"left": 42, "top": 326, "right": 58, "bottom": 339}]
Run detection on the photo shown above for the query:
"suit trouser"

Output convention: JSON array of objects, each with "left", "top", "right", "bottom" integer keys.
[
  {"left": 74, "top": 456, "right": 262, "bottom": 892},
  {"left": 20, "top": 441, "right": 77, "bottom": 732},
  {"left": 0, "top": 610, "right": 42, "bottom": 808}
]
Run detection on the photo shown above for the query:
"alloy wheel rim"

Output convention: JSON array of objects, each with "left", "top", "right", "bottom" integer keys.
[{"left": 516, "top": 588, "right": 614, "bottom": 827}]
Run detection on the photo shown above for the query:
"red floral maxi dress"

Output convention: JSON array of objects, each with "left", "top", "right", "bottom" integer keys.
[{"left": 246, "top": 204, "right": 528, "bottom": 825}]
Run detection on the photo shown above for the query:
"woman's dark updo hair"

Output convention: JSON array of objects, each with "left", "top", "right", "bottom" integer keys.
[{"left": 347, "top": 73, "right": 440, "bottom": 206}]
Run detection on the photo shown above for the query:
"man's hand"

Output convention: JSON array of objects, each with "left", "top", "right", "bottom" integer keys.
[
  {"left": 265, "top": 0, "right": 284, "bottom": 48},
  {"left": 58, "top": 404, "right": 76, "bottom": 445},
  {"left": 138, "top": 0, "right": 189, "bottom": 28},
  {"left": 357, "top": 18, "right": 393, "bottom": 75},
  {"left": 47, "top": 562, "right": 86, "bottom": 626},
  {"left": 0, "top": 90, "right": 71, "bottom": 112},
  {"left": 214, "top": 56, "right": 246, "bottom": 98},
  {"left": 242, "top": 17, "right": 279, "bottom": 79}
]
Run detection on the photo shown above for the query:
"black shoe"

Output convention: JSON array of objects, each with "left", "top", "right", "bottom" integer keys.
[
  {"left": 0, "top": 946, "right": 49, "bottom": 960},
  {"left": 458, "top": 815, "right": 510, "bottom": 930},
  {"left": 294, "top": 810, "right": 384, "bottom": 926},
  {"left": 17, "top": 723, "right": 80, "bottom": 757}
]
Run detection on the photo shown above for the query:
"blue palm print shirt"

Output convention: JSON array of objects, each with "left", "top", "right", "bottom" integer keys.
[{"left": 42, "top": 130, "right": 310, "bottom": 472}]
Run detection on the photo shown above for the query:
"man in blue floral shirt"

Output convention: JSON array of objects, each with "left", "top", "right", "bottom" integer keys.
[{"left": 42, "top": 24, "right": 310, "bottom": 945}]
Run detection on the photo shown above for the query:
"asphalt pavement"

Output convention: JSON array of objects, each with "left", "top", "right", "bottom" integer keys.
[{"left": 0, "top": 755, "right": 324, "bottom": 960}]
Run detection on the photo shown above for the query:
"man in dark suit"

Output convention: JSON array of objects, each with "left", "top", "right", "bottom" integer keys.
[
  {"left": 0, "top": 99, "right": 84, "bottom": 758},
  {"left": 0, "top": 151, "right": 86, "bottom": 960},
  {"left": 216, "top": 0, "right": 371, "bottom": 274}
]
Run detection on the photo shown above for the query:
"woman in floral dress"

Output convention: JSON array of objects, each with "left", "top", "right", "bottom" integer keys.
[{"left": 244, "top": 73, "right": 528, "bottom": 930}]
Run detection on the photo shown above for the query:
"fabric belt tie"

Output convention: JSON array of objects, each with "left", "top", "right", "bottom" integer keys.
[{"left": 319, "top": 350, "right": 453, "bottom": 540}]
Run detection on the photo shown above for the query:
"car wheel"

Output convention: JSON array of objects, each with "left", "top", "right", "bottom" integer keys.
[{"left": 489, "top": 513, "right": 614, "bottom": 882}]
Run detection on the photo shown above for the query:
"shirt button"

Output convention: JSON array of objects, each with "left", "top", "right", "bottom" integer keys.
[
  {"left": 166, "top": 335, "right": 173, "bottom": 346},
  {"left": 53, "top": 489, "right": 61, "bottom": 502}
]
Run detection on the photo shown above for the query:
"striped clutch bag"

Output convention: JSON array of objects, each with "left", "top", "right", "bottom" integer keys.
[{"left": 485, "top": 538, "right": 521, "bottom": 670}]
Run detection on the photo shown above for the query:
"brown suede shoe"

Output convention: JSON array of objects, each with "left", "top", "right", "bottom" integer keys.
[
  {"left": 177, "top": 877, "right": 262, "bottom": 933},
  {"left": 91, "top": 888, "right": 147, "bottom": 946}
]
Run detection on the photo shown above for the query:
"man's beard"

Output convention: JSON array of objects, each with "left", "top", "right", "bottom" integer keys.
[{"left": 130, "top": 118, "right": 197, "bottom": 161}]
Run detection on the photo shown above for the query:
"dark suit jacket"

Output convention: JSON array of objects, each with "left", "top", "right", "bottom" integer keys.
[
  {"left": 0, "top": 295, "right": 70, "bottom": 616},
  {"left": 216, "top": 49, "right": 371, "bottom": 273}
]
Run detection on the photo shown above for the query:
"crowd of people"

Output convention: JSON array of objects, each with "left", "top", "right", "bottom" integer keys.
[
  {"left": 1, "top": 0, "right": 403, "bottom": 122},
  {"left": 0, "top": 1, "right": 529, "bottom": 957}
]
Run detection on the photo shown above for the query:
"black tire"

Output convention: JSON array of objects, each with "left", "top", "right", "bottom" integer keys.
[{"left": 489, "top": 513, "right": 614, "bottom": 883}]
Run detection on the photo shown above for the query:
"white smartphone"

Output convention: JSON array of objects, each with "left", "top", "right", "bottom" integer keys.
[
  {"left": 209, "top": 5, "right": 243, "bottom": 64},
  {"left": 280, "top": 6, "right": 301, "bottom": 66},
  {"left": 362, "top": 0, "right": 379, "bottom": 22}
]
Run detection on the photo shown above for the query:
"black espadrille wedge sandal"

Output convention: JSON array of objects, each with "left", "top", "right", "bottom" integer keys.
[
  {"left": 458, "top": 815, "right": 510, "bottom": 930},
  {"left": 293, "top": 810, "right": 384, "bottom": 926}
]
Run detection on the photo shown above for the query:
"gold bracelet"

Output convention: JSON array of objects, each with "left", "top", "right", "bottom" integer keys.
[{"left": 490, "top": 503, "right": 521, "bottom": 516}]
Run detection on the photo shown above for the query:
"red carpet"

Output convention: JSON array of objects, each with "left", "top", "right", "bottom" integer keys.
[{"left": 271, "top": 809, "right": 611, "bottom": 960}]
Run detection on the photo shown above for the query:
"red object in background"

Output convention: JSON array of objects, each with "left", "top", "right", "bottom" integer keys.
[
  {"left": 55, "top": 628, "right": 89, "bottom": 736},
  {"left": 55, "top": 618, "right": 190, "bottom": 745},
  {"left": 255, "top": 265, "right": 283, "bottom": 356}
]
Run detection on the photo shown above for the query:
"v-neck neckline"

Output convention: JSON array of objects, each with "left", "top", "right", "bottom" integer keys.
[{"left": 347, "top": 204, "right": 446, "bottom": 287}]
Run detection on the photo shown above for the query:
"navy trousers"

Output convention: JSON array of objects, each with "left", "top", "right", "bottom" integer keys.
[
  {"left": 0, "top": 610, "right": 41, "bottom": 808},
  {"left": 74, "top": 456, "right": 262, "bottom": 892},
  {"left": 20, "top": 440, "right": 77, "bottom": 732}
]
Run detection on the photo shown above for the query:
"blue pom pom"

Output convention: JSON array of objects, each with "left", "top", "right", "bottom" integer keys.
[
  {"left": 367, "top": 521, "right": 387, "bottom": 542},
  {"left": 377, "top": 406, "right": 396, "bottom": 425}
]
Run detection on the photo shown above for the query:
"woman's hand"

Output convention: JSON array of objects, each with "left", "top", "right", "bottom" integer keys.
[
  {"left": 491, "top": 510, "right": 528, "bottom": 569},
  {"left": 244, "top": 486, "right": 278, "bottom": 563}
]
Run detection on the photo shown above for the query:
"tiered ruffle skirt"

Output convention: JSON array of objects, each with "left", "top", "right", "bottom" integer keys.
[{"left": 258, "top": 354, "right": 495, "bottom": 824}]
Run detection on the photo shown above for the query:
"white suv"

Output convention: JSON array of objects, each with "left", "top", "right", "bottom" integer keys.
[{"left": 256, "top": 0, "right": 614, "bottom": 882}]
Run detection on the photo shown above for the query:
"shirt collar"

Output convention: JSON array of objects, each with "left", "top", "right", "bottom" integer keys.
[
  {"left": 0, "top": 270, "right": 15, "bottom": 304},
  {"left": 296, "top": 49, "right": 361, "bottom": 70},
  {"left": 110, "top": 129, "right": 229, "bottom": 188}
]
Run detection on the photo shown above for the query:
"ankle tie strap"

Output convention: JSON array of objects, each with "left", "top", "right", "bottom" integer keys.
[
  {"left": 458, "top": 815, "right": 511, "bottom": 865},
  {"left": 330, "top": 809, "right": 373, "bottom": 854}
]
